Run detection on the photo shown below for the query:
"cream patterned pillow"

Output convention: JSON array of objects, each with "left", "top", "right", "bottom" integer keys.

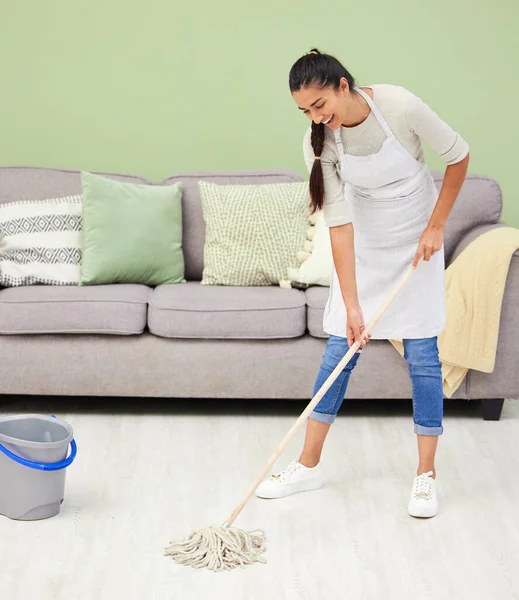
[
  {"left": 0, "top": 195, "right": 82, "bottom": 286},
  {"left": 287, "top": 208, "right": 333, "bottom": 287},
  {"left": 199, "top": 181, "right": 310, "bottom": 286}
]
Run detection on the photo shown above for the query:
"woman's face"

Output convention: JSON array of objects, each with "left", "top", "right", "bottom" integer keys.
[{"left": 293, "top": 78, "right": 350, "bottom": 130}]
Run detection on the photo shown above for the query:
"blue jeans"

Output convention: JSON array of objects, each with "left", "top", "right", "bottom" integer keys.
[{"left": 310, "top": 335, "right": 443, "bottom": 436}]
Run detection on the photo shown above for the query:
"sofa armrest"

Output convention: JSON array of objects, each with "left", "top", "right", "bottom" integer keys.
[
  {"left": 451, "top": 222, "right": 519, "bottom": 399},
  {"left": 447, "top": 221, "right": 514, "bottom": 267}
]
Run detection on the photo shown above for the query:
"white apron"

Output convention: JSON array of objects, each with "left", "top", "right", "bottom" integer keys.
[{"left": 323, "top": 87, "right": 446, "bottom": 340}]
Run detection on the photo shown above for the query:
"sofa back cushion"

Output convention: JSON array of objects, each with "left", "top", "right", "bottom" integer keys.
[
  {"left": 0, "top": 167, "right": 151, "bottom": 205},
  {"left": 160, "top": 170, "right": 303, "bottom": 281},
  {"left": 1, "top": 168, "right": 502, "bottom": 280},
  {"left": 165, "top": 169, "right": 502, "bottom": 279},
  {"left": 432, "top": 172, "right": 502, "bottom": 264}
]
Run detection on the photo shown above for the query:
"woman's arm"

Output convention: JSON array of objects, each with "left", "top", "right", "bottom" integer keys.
[
  {"left": 412, "top": 153, "right": 470, "bottom": 267},
  {"left": 303, "top": 128, "right": 369, "bottom": 348},
  {"left": 303, "top": 126, "right": 352, "bottom": 226},
  {"left": 404, "top": 90, "right": 470, "bottom": 267},
  {"left": 330, "top": 223, "right": 369, "bottom": 350},
  {"left": 330, "top": 223, "right": 359, "bottom": 308},
  {"left": 430, "top": 153, "right": 470, "bottom": 229}
]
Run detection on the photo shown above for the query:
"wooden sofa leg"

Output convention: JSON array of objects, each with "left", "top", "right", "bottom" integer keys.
[{"left": 481, "top": 398, "right": 505, "bottom": 421}]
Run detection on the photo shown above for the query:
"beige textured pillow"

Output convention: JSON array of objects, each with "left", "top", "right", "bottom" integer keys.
[{"left": 199, "top": 180, "right": 311, "bottom": 286}]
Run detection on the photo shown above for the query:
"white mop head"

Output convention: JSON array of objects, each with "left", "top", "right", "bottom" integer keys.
[{"left": 164, "top": 525, "right": 267, "bottom": 572}]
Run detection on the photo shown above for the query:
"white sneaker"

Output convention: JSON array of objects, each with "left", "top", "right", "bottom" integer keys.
[
  {"left": 255, "top": 458, "right": 323, "bottom": 499},
  {"left": 408, "top": 471, "right": 438, "bottom": 518}
]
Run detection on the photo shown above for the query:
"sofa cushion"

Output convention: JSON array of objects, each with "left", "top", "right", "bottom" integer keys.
[
  {"left": 432, "top": 172, "right": 502, "bottom": 264},
  {"left": 148, "top": 281, "right": 306, "bottom": 339},
  {"left": 0, "top": 167, "right": 151, "bottom": 206},
  {"left": 0, "top": 285, "right": 150, "bottom": 334},
  {"left": 160, "top": 170, "right": 304, "bottom": 281},
  {"left": 305, "top": 287, "right": 329, "bottom": 338}
]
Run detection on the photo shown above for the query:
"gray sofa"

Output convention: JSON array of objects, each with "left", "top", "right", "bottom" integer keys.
[{"left": 0, "top": 167, "right": 516, "bottom": 421}]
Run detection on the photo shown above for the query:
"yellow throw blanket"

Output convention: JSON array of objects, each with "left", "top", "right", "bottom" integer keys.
[{"left": 389, "top": 226, "right": 519, "bottom": 398}]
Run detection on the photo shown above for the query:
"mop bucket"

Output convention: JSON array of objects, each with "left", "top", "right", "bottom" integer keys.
[{"left": 0, "top": 414, "right": 77, "bottom": 521}]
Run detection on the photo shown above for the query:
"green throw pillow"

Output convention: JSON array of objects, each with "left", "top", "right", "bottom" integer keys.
[
  {"left": 199, "top": 180, "right": 310, "bottom": 286},
  {"left": 80, "top": 172, "right": 185, "bottom": 286}
]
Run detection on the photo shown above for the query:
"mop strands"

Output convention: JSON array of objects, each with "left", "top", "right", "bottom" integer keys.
[
  {"left": 164, "top": 524, "right": 267, "bottom": 572},
  {"left": 164, "top": 261, "right": 421, "bottom": 572}
]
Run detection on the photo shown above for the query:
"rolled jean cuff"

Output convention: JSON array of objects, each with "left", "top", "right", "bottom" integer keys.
[
  {"left": 414, "top": 424, "right": 443, "bottom": 436},
  {"left": 310, "top": 410, "right": 336, "bottom": 425}
]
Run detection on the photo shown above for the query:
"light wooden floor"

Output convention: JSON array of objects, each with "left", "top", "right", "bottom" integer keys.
[{"left": 0, "top": 395, "right": 518, "bottom": 600}]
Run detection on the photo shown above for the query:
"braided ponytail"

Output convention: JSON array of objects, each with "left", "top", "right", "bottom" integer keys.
[
  {"left": 309, "top": 121, "right": 326, "bottom": 214},
  {"left": 289, "top": 47, "right": 356, "bottom": 214}
]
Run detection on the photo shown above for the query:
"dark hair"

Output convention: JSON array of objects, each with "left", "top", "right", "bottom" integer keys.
[{"left": 289, "top": 48, "right": 356, "bottom": 214}]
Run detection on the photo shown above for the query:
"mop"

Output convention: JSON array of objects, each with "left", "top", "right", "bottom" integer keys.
[{"left": 164, "top": 259, "right": 423, "bottom": 571}]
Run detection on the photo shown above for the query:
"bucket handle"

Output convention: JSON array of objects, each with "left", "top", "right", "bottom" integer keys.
[{"left": 0, "top": 414, "right": 77, "bottom": 472}]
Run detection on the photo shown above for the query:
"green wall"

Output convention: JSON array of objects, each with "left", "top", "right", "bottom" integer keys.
[{"left": 1, "top": 0, "right": 517, "bottom": 226}]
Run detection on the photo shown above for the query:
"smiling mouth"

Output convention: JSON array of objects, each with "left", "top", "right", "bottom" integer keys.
[{"left": 323, "top": 114, "right": 334, "bottom": 126}]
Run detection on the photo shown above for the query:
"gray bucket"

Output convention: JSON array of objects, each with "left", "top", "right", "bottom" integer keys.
[{"left": 0, "top": 414, "right": 77, "bottom": 521}]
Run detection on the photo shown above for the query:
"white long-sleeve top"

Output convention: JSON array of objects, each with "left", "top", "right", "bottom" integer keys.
[{"left": 302, "top": 84, "right": 470, "bottom": 227}]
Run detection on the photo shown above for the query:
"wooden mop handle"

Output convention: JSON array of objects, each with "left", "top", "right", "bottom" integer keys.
[{"left": 222, "top": 258, "right": 423, "bottom": 528}]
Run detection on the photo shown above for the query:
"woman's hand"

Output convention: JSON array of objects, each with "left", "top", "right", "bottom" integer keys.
[
  {"left": 413, "top": 223, "right": 444, "bottom": 268},
  {"left": 346, "top": 304, "right": 371, "bottom": 353}
]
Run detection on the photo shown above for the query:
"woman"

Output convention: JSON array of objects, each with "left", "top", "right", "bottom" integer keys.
[{"left": 256, "top": 49, "right": 470, "bottom": 518}]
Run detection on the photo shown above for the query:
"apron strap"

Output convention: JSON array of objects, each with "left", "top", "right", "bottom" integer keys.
[
  {"left": 333, "top": 129, "right": 345, "bottom": 156},
  {"left": 353, "top": 87, "right": 394, "bottom": 139},
  {"left": 333, "top": 86, "right": 394, "bottom": 155}
]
